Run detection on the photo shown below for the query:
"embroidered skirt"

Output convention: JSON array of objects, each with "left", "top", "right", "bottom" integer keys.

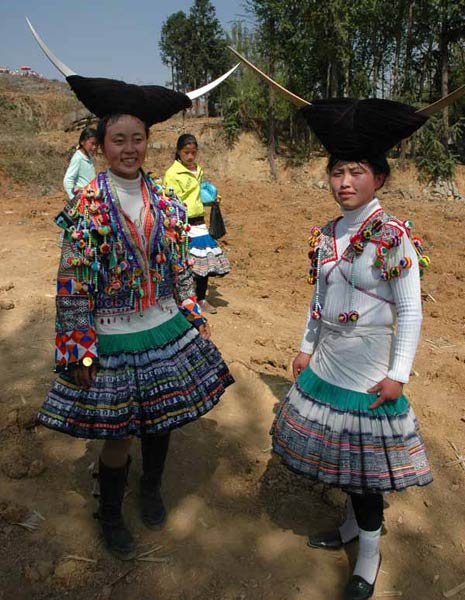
[
  {"left": 271, "top": 368, "right": 432, "bottom": 494},
  {"left": 189, "top": 223, "right": 230, "bottom": 278},
  {"left": 38, "top": 312, "right": 234, "bottom": 439}
]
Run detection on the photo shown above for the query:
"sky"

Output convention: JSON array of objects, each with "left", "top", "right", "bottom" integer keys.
[{"left": 1, "top": 0, "right": 249, "bottom": 85}]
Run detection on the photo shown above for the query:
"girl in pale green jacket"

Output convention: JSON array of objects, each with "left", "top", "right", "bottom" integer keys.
[
  {"left": 63, "top": 127, "right": 97, "bottom": 199},
  {"left": 163, "top": 134, "right": 230, "bottom": 314}
]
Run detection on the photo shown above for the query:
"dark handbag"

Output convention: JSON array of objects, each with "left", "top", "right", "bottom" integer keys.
[{"left": 209, "top": 202, "right": 226, "bottom": 239}]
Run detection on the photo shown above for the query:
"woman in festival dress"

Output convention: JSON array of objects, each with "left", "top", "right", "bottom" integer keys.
[
  {"left": 29, "top": 25, "right": 235, "bottom": 560},
  {"left": 163, "top": 134, "right": 230, "bottom": 314},
  {"left": 271, "top": 100, "right": 433, "bottom": 600},
  {"left": 228, "top": 47, "right": 438, "bottom": 600}
]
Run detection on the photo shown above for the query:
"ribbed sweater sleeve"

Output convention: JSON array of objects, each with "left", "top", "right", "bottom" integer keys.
[{"left": 387, "top": 234, "right": 423, "bottom": 383}]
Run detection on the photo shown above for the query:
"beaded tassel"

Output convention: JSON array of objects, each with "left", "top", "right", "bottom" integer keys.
[
  {"left": 338, "top": 261, "right": 359, "bottom": 323},
  {"left": 311, "top": 248, "right": 323, "bottom": 320}
]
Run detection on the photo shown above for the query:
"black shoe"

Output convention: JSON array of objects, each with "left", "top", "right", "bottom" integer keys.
[
  {"left": 96, "top": 459, "right": 136, "bottom": 560},
  {"left": 140, "top": 478, "right": 166, "bottom": 529},
  {"left": 308, "top": 529, "right": 347, "bottom": 550},
  {"left": 97, "top": 515, "right": 137, "bottom": 561},
  {"left": 343, "top": 556, "right": 381, "bottom": 600}
]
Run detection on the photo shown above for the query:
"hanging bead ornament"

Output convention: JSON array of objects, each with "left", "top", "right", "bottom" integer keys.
[
  {"left": 307, "top": 226, "right": 321, "bottom": 285},
  {"left": 307, "top": 226, "right": 323, "bottom": 320},
  {"left": 338, "top": 257, "right": 359, "bottom": 323},
  {"left": 311, "top": 248, "right": 323, "bottom": 320}
]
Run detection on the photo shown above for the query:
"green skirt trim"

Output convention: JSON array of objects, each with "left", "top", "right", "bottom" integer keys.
[
  {"left": 296, "top": 367, "right": 409, "bottom": 416},
  {"left": 98, "top": 311, "right": 192, "bottom": 354}
]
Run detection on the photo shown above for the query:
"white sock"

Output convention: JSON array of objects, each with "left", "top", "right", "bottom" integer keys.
[
  {"left": 338, "top": 496, "right": 358, "bottom": 543},
  {"left": 353, "top": 527, "right": 381, "bottom": 584}
]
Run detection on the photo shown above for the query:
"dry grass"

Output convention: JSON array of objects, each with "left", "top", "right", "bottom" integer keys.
[{"left": 0, "top": 74, "right": 80, "bottom": 192}]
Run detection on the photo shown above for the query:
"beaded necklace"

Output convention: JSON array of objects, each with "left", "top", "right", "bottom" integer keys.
[{"left": 64, "top": 170, "right": 191, "bottom": 316}]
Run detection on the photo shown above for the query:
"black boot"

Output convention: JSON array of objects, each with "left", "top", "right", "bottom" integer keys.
[
  {"left": 140, "top": 432, "right": 170, "bottom": 529},
  {"left": 95, "top": 459, "right": 136, "bottom": 560}
]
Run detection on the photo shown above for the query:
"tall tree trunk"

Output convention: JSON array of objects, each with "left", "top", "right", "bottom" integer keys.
[
  {"left": 267, "top": 16, "right": 278, "bottom": 180},
  {"left": 440, "top": 16, "right": 449, "bottom": 132},
  {"left": 267, "top": 69, "right": 278, "bottom": 180},
  {"left": 401, "top": 0, "right": 415, "bottom": 96},
  {"left": 326, "top": 62, "right": 331, "bottom": 97},
  {"left": 392, "top": 7, "right": 403, "bottom": 96}
]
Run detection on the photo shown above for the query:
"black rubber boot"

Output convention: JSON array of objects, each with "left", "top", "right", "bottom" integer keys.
[
  {"left": 95, "top": 459, "right": 136, "bottom": 560},
  {"left": 140, "top": 432, "right": 170, "bottom": 529}
]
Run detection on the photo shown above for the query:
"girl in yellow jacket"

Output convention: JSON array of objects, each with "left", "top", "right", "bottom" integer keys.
[{"left": 163, "top": 134, "right": 230, "bottom": 314}]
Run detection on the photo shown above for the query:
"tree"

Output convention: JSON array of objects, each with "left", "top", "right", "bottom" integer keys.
[
  {"left": 240, "top": 0, "right": 465, "bottom": 180},
  {"left": 159, "top": 11, "right": 191, "bottom": 92},
  {"left": 159, "top": 0, "right": 230, "bottom": 115}
]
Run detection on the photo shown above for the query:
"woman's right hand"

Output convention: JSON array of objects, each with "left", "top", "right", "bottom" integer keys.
[
  {"left": 292, "top": 352, "right": 311, "bottom": 379},
  {"left": 73, "top": 364, "right": 98, "bottom": 389}
]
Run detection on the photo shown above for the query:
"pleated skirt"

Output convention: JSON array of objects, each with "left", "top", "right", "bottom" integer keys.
[
  {"left": 38, "top": 312, "right": 234, "bottom": 439},
  {"left": 271, "top": 367, "right": 432, "bottom": 493},
  {"left": 189, "top": 223, "right": 230, "bottom": 278}
]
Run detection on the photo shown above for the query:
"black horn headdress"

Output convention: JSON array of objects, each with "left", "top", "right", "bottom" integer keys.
[{"left": 26, "top": 17, "right": 239, "bottom": 126}]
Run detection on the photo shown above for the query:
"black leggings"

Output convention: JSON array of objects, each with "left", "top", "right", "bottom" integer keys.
[
  {"left": 195, "top": 275, "right": 209, "bottom": 301},
  {"left": 350, "top": 493, "right": 384, "bottom": 531},
  {"left": 140, "top": 431, "right": 171, "bottom": 480}
]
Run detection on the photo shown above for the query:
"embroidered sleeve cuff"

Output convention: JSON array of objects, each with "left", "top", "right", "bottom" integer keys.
[
  {"left": 55, "top": 328, "right": 98, "bottom": 368},
  {"left": 180, "top": 298, "right": 207, "bottom": 328}
]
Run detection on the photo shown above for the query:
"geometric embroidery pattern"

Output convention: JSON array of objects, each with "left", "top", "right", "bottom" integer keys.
[
  {"left": 55, "top": 328, "right": 98, "bottom": 366},
  {"left": 56, "top": 295, "right": 92, "bottom": 332}
]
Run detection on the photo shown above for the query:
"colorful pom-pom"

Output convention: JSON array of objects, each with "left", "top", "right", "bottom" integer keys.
[
  {"left": 399, "top": 256, "right": 412, "bottom": 269},
  {"left": 419, "top": 255, "right": 430, "bottom": 268},
  {"left": 372, "top": 218, "right": 383, "bottom": 231}
]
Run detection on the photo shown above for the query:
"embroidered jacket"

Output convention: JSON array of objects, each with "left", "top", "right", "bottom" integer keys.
[{"left": 53, "top": 170, "right": 204, "bottom": 369}]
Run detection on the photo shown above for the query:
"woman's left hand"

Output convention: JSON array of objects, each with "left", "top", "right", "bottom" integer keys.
[
  {"left": 367, "top": 377, "right": 404, "bottom": 409},
  {"left": 198, "top": 322, "right": 211, "bottom": 340}
]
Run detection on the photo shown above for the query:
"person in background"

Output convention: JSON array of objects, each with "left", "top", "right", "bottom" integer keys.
[
  {"left": 163, "top": 134, "right": 230, "bottom": 314},
  {"left": 63, "top": 126, "right": 97, "bottom": 199}
]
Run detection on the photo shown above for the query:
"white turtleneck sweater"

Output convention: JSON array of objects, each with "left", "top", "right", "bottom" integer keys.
[{"left": 301, "top": 197, "right": 422, "bottom": 391}]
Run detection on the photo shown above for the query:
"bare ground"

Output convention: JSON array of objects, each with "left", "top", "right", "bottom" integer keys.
[{"left": 1, "top": 128, "right": 465, "bottom": 600}]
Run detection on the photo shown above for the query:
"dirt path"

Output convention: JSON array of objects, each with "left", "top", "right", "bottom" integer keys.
[{"left": 1, "top": 165, "right": 465, "bottom": 600}]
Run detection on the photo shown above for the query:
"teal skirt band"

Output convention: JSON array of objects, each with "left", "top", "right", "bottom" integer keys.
[
  {"left": 296, "top": 367, "right": 409, "bottom": 416},
  {"left": 97, "top": 311, "right": 192, "bottom": 355}
]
